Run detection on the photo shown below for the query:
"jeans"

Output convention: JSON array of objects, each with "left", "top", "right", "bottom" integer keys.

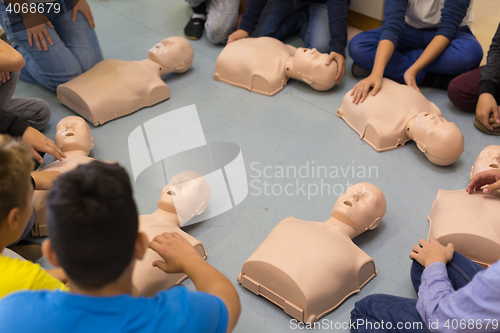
[
  {"left": 0, "top": 71, "right": 50, "bottom": 130},
  {"left": 348, "top": 23, "right": 483, "bottom": 85},
  {"left": 0, "top": 5, "right": 103, "bottom": 91},
  {"left": 448, "top": 66, "right": 500, "bottom": 112},
  {"left": 350, "top": 252, "right": 484, "bottom": 333},
  {"left": 252, "top": 0, "right": 330, "bottom": 53}
]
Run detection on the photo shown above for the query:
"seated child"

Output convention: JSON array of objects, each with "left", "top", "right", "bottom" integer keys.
[
  {"left": 0, "top": 161, "right": 241, "bottom": 333},
  {"left": 448, "top": 22, "right": 500, "bottom": 135},
  {"left": 349, "top": 170, "right": 500, "bottom": 333},
  {"left": 0, "top": 134, "right": 66, "bottom": 298}
]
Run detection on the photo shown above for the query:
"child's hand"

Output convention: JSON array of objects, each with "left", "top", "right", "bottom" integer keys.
[
  {"left": 350, "top": 73, "right": 383, "bottom": 104},
  {"left": 148, "top": 232, "right": 203, "bottom": 274},
  {"left": 409, "top": 238, "right": 454, "bottom": 268},
  {"left": 466, "top": 169, "right": 500, "bottom": 194},
  {"left": 227, "top": 29, "right": 248, "bottom": 44}
]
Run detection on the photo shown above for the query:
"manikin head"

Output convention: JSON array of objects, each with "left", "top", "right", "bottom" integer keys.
[
  {"left": 148, "top": 37, "right": 194, "bottom": 74},
  {"left": 157, "top": 171, "right": 210, "bottom": 226},
  {"left": 470, "top": 145, "right": 500, "bottom": 178},
  {"left": 331, "top": 183, "right": 386, "bottom": 238},
  {"left": 412, "top": 112, "right": 464, "bottom": 166},
  {"left": 293, "top": 48, "right": 337, "bottom": 91},
  {"left": 54, "top": 116, "right": 94, "bottom": 155}
]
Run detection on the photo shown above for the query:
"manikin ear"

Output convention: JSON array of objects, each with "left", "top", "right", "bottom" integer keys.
[
  {"left": 301, "top": 74, "right": 314, "bottom": 84},
  {"left": 194, "top": 202, "right": 207, "bottom": 216},
  {"left": 174, "top": 62, "right": 186, "bottom": 70},
  {"left": 134, "top": 232, "right": 149, "bottom": 261},
  {"left": 368, "top": 218, "right": 381, "bottom": 230},
  {"left": 90, "top": 137, "right": 95, "bottom": 150},
  {"left": 42, "top": 239, "right": 61, "bottom": 267},
  {"left": 416, "top": 141, "right": 427, "bottom": 153}
]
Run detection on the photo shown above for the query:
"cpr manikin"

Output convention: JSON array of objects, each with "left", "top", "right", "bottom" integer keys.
[
  {"left": 57, "top": 37, "right": 194, "bottom": 126},
  {"left": 337, "top": 79, "right": 464, "bottom": 166},
  {"left": 31, "top": 116, "right": 104, "bottom": 236},
  {"left": 133, "top": 171, "right": 210, "bottom": 296},
  {"left": 428, "top": 146, "right": 500, "bottom": 267},
  {"left": 470, "top": 145, "right": 500, "bottom": 178},
  {"left": 213, "top": 37, "right": 337, "bottom": 96},
  {"left": 238, "top": 183, "right": 386, "bottom": 323}
]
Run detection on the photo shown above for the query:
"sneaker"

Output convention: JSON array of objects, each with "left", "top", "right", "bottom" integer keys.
[
  {"left": 351, "top": 62, "right": 371, "bottom": 78},
  {"left": 184, "top": 17, "right": 205, "bottom": 40}
]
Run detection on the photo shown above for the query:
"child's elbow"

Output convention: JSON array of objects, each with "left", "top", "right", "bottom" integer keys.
[{"left": 12, "top": 53, "right": 26, "bottom": 71}]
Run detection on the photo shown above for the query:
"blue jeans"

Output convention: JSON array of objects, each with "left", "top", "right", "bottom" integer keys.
[
  {"left": 348, "top": 24, "right": 483, "bottom": 85},
  {"left": 350, "top": 252, "right": 484, "bottom": 333},
  {"left": 252, "top": 0, "right": 330, "bottom": 53},
  {"left": 0, "top": 5, "right": 103, "bottom": 91}
]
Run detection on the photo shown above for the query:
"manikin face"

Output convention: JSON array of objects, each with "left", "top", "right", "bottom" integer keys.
[
  {"left": 413, "top": 112, "right": 464, "bottom": 166},
  {"left": 293, "top": 48, "right": 337, "bottom": 91},
  {"left": 148, "top": 36, "right": 194, "bottom": 73},
  {"left": 157, "top": 171, "right": 210, "bottom": 226},
  {"left": 331, "top": 183, "right": 386, "bottom": 232},
  {"left": 54, "top": 116, "right": 94, "bottom": 154},
  {"left": 470, "top": 145, "right": 500, "bottom": 178}
]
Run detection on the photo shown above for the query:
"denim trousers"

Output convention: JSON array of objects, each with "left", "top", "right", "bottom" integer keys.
[
  {"left": 0, "top": 3, "right": 103, "bottom": 91},
  {"left": 350, "top": 252, "right": 484, "bottom": 333},
  {"left": 348, "top": 23, "right": 483, "bottom": 85},
  {"left": 251, "top": 0, "right": 330, "bottom": 53}
]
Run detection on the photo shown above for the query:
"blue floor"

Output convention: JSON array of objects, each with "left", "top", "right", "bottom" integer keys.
[{"left": 16, "top": 0, "right": 498, "bottom": 331}]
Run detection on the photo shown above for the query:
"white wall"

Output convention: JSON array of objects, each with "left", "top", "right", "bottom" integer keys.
[{"left": 349, "top": 0, "right": 384, "bottom": 20}]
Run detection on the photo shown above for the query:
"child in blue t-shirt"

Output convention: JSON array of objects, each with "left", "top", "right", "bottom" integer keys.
[{"left": 0, "top": 161, "right": 241, "bottom": 333}]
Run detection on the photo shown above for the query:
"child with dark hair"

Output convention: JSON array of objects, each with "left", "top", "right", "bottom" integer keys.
[
  {"left": 0, "top": 161, "right": 241, "bottom": 333},
  {"left": 0, "top": 134, "right": 66, "bottom": 298}
]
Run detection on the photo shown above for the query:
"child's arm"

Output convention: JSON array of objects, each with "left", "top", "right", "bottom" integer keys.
[
  {"left": 403, "top": 36, "right": 450, "bottom": 90},
  {"left": 149, "top": 233, "right": 241, "bottom": 333},
  {"left": 351, "top": 0, "right": 406, "bottom": 103},
  {"left": 351, "top": 40, "right": 395, "bottom": 104},
  {"left": 0, "top": 40, "right": 25, "bottom": 72}
]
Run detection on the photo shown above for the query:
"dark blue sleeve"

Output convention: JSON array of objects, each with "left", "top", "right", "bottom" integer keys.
[
  {"left": 437, "top": 0, "right": 471, "bottom": 41},
  {"left": 379, "top": 0, "right": 408, "bottom": 47},
  {"left": 326, "top": 0, "right": 349, "bottom": 57},
  {"left": 238, "top": 0, "right": 268, "bottom": 35}
]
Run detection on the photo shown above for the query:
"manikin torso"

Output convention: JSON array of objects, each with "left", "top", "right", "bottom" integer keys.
[
  {"left": 239, "top": 218, "right": 375, "bottom": 323},
  {"left": 31, "top": 151, "right": 97, "bottom": 236},
  {"left": 132, "top": 171, "right": 210, "bottom": 296},
  {"left": 132, "top": 211, "right": 206, "bottom": 296},
  {"left": 214, "top": 37, "right": 294, "bottom": 96},
  {"left": 428, "top": 189, "right": 500, "bottom": 267},
  {"left": 57, "top": 59, "right": 167, "bottom": 126},
  {"left": 337, "top": 78, "right": 442, "bottom": 152},
  {"left": 57, "top": 36, "right": 194, "bottom": 126},
  {"left": 238, "top": 183, "right": 386, "bottom": 323}
]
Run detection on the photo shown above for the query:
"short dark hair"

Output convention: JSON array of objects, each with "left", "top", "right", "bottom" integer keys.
[{"left": 46, "top": 161, "right": 139, "bottom": 289}]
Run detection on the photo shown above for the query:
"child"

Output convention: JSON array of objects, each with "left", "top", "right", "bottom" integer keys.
[
  {"left": 448, "top": 23, "right": 500, "bottom": 135},
  {"left": 349, "top": 0, "right": 483, "bottom": 104},
  {"left": 350, "top": 169, "right": 500, "bottom": 333},
  {"left": 0, "top": 161, "right": 241, "bottom": 333},
  {"left": 0, "top": 134, "right": 66, "bottom": 298}
]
